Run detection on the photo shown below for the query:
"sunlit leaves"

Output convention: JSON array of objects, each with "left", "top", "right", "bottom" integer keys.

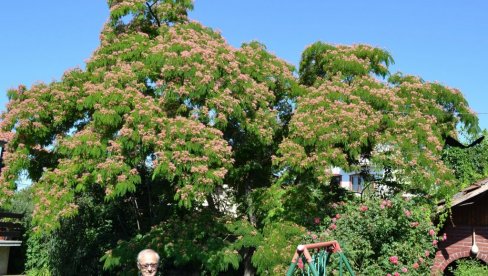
[{"left": 277, "top": 43, "right": 479, "bottom": 198}]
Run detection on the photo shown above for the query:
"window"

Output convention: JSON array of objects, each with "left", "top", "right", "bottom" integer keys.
[
  {"left": 350, "top": 174, "right": 364, "bottom": 193},
  {"left": 330, "top": 175, "right": 341, "bottom": 186}
]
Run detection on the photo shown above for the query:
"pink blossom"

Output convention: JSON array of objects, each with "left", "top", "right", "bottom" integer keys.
[
  {"left": 432, "top": 239, "right": 438, "bottom": 246},
  {"left": 359, "top": 205, "right": 368, "bottom": 212},
  {"left": 410, "top": 222, "right": 419, "bottom": 227},
  {"left": 418, "top": 257, "right": 424, "bottom": 263},
  {"left": 393, "top": 272, "right": 400, "bottom": 276},
  {"left": 314, "top": 217, "right": 321, "bottom": 224},
  {"left": 381, "top": 199, "right": 392, "bottom": 208},
  {"left": 329, "top": 224, "right": 337, "bottom": 230},
  {"left": 404, "top": 210, "right": 411, "bottom": 217},
  {"left": 335, "top": 213, "right": 341, "bottom": 219},
  {"left": 298, "top": 258, "right": 304, "bottom": 269},
  {"left": 412, "top": 262, "right": 419, "bottom": 269},
  {"left": 401, "top": 267, "right": 408, "bottom": 273},
  {"left": 429, "top": 229, "right": 435, "bottom": 236},
  {"left": 332, "top": 217, "right": 337, "bottom": 223},
  {"left": 389, "top": 256, "right": 398, "bottom": 265},
  {"left": 442, "top": 233, "right": 447, "bottom": 241},
  {"left": 425, "top": 250, "right": 430, "bottom": 257},
  {"left": 311, "top": 234, "right": 318, "bottom": 240}
]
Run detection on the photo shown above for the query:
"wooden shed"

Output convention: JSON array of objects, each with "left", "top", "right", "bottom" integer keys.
[{"left": 433, "top": 177, "right": 488, "bottom": 274}]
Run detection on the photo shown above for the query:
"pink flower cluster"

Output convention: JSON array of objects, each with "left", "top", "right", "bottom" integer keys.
[{"left": 380, "top": 199, "right": 392, "bottom": 209}]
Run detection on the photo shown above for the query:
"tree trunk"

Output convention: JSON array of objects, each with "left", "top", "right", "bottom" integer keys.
[
  {"left": 244, "top": 181, "right": 257, "bottom": 276},
  {"left": 243, "top": 248, "right": 256, "bottom": 276},
  {"left": 245, "top": 183, "right": 257, "bottom": 226}
]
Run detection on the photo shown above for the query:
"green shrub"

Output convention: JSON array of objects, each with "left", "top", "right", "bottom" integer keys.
[
  {"left": 449, "top": 258, "right": 488, "bottom": 276},
  {"left": 306, "top": 195, "right": 438, "bottom": 275}
]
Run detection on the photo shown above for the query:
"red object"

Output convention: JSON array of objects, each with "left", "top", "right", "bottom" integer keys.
[
  {"left": 298, "top": 258, "right": 304, "bottom": 269},
  {"left": 290, "top": 240, "right": 344, "bottom": 267}
]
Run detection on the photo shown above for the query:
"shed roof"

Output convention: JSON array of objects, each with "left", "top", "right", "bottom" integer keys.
[{"left": 450, "top": 177, "right": 488, "bottom": 207}]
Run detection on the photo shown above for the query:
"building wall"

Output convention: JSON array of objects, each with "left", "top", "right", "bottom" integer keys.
[
  {"left": 0, "top": 247, "right": 11, "bottom": 275},
  {"left": 332, "top": 167, "right": 383, "bottom": 193},
  {"left": 450, "top": 194, "right": 488, "bottom": 225},
  {"left": 432, "top": 225, "right": 488, "bottom": 274},
  {"left": 432, "top": 187, "right": 488, "bottom": 274}
]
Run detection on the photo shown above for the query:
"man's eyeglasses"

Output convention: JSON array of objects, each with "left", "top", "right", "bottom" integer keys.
[{"left": 139, "top": 263, "right": 158, "bottom": 270}]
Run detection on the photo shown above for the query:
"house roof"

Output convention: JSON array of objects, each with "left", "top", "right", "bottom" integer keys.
[{"left": 450, "top": 177, "right": 488, "bottom": 207}]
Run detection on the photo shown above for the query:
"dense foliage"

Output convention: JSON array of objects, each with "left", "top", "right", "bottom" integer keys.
[
  {"left": 442, "top": 130, "right": 488, "bottom": 187},
  {"left": 449, "top": 258, "right": 488, "bottom": 276},
  {"left": 307, "top": 196, "right": 438, "bottom": 275},
  {"left": 276, "top": 42, "right": 478, "bottom": 200},
  {"left": 0, "top": 0, "right": 481, "bottom": 275}
]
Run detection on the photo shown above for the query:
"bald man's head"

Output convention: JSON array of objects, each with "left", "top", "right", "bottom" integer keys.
[{"left": 137, "top": 249, "right": 160, "bottom": 276}]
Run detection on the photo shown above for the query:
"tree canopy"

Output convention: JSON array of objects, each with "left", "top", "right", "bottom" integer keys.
[
  {"left": 277, "top": 42, "right": 478, "bottom": 199},
  {"left": 0, "top": 1, "right": 480, "bottom": 275}
]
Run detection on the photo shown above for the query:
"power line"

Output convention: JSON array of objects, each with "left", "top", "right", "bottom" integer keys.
[{"left": 377, "top": 110, "right": 488, "bottom": 115}]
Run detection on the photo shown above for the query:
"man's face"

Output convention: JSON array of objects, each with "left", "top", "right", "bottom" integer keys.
[{"left": 138, "top": 252, "right": 159, "bottom": 276}]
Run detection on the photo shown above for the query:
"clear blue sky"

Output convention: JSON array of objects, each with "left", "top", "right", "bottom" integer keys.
[{"left": 1, "top": 0, "right": 487, "bottom": 131}]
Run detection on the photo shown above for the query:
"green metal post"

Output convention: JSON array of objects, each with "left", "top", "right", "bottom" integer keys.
[
  {"left": 286, "top": 262, "right": 297, "bottom": 276},
  {"left": 323, "top": 252, "right": 329, "bottom": 275},
  {"left": 340, "top": 252, "right": 355, "bottom": 276},
  {"left": 307, "top": 260, "right": 319, "bottom": 276},
  {"left": 339, "top": 254, "right": 343, "bottom": 276},
  {"left": 315, "top": 251, "right": 322, "bottom": 274}
]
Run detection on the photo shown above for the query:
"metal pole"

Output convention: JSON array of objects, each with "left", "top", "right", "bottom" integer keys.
[
  {"left": 286, "top": 262, "right": 297, "bottom": 276},
  {"left": 340, "top": 252, "right": 355, "bottom": 276}
]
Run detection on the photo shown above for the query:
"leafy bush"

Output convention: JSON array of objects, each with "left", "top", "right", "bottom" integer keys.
[
  {"left": 306, "top": 195, "right": 438, "bottom": 275},
  {"left": 101, "top": 211, "right": 305, "bottom": 276},
  {"left": 449, "top": 258, "right": 488, "bottom": 276},
  {"left": 442, "top": 132, "right": 488, "bottom": 187},
  {"left": 24, "top": 191, "right": 131, "bottom": 276}
]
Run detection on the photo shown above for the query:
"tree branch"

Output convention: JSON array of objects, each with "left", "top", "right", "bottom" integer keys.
[{"left": 146, "top": 1, "right": 161, "bottom": 27}]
